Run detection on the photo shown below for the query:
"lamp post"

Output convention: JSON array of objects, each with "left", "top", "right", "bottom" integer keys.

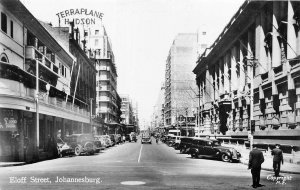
[
  {"left": 185, "top": 108, "right": 188, "bottom": 137},
  {"left": 90, "top": 98, "right": 93, "bottom": 134},
  {"left": 244, "top": 56, "right": 257, "bottom": 150},
  {"left": 35, "top": 59, "right": 50, "bottom": 160}
]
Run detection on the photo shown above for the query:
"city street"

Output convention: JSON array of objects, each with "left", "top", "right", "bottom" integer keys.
[{"left": 0, "top": 137, "right": 299, "bottom": 190}]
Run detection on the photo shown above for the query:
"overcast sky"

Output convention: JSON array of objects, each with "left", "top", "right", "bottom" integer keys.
[{"left": 22, "top": 0, "right": 244, "bottom": 126}]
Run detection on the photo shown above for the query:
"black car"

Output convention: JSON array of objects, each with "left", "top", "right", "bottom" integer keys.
[
  {"left": 65, "top": 134, "right": 97, "bottom": 156},
  {"left": 189, "top": 138, "right": 241, "bottom": 162},
  {"left": 178, "top": 137, "right": 195, "bottom": 154}
]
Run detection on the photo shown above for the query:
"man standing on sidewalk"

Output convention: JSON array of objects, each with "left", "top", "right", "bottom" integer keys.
[
  {"left": 271, "top": 144, "right": 283, "bottom": 177},
  {"left": 248, "top": 145, "right": 265, "bottom": 188}
]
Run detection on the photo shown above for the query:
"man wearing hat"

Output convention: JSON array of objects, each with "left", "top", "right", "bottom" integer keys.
[
  {"left": 248, "top": 145, "right": 264, "bottom": 188},
  {"left": 271, "top": 144, "right": 283, "bottom": 177}
]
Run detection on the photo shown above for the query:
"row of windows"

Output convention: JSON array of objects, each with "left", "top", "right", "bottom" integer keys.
[{"left": 1, "top": 12, "right": 13, "bottom": 38}]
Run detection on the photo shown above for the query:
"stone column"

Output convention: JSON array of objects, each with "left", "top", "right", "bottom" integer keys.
[
  {"left": 231, "top": 46, "right": 238, "bottom": 92},
  {"left": 224, "top": 54, "right": 230, "bottom": 94},
  {"left": 215, "top": 64, "right": 219, "bottom": 100},
  {"left": 255, "top": 11, "right": 268, "bottom": 75},
  {"left": 272, "top": 1, "right": 282, "bottom": 68},
  {"left": 239, "top": 41, "right": 245, "bottom": 93},
  {"left": 219, "top": 60, "right": 224, "bottom": 96}
]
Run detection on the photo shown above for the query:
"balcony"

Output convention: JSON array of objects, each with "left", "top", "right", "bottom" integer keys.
[
  {"left": 25, "top": 46, "right": 60, "bottom": 78},
  {"left": 0, "top": 62, "right": 90, "bottom": 118}
]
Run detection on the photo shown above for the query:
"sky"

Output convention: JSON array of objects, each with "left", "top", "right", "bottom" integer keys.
[{"left": 22, "top": 0, "right": 245, "bottom": 126}]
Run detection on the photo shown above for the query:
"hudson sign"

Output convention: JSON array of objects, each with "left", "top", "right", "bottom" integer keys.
[{"left": 56, "top": 8, "right": 104, "bottom": 25}]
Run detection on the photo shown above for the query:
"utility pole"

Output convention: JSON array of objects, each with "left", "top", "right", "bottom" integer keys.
[{"left": 185, "top": 108, "right": 188, "bottom": 137}]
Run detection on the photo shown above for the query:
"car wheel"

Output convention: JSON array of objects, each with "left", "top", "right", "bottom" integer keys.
[
  {"left": 74, "top": 146, "right": 81, "bottom": 156},
  {"left": 221, "top": 154, "right": 230, "bottom": 162}
]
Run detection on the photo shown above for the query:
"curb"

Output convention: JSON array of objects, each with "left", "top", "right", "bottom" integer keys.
[
  {"left": 240, "top": 160, "right": 300, "bottom": 175},
  {"left": 0, "top": 162, "right": 26, "bottom": 167}
]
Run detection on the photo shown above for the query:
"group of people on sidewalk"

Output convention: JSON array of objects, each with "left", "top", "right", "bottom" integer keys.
[{"left": 248, "top": 144, "right": 284, "bottom": 188}]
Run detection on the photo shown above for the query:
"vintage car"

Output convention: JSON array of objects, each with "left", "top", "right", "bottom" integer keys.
[
  {"left": 57, "top": 137, "right": 74, "bottom": 157},
  {"left": 94, "top": 136, "right": 106, "bottom": 150},
  {"left": 178, "top": 137, "right": 195, "bottom": 154},
  {"left": 141, "top": 135, "right": 151, "bottom": 144},
  {"left": 173, "top": 136, "right": 182, "bottom": 150},
  {"left": 109, "top": 134, "right": 116, "bottom": 146},
  {"left": 189, "top": 138, "right": 241, "bottom": 162},
  {"left": 130, "top": 132, "right": 137, "bottom": 142},
  {"left": 65, "top": 134, "right": 97, "bottom": 156}
]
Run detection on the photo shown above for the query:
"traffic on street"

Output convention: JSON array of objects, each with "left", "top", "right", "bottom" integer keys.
[{"left": 0, "top": 136, "right": 299, "bottom": 189}]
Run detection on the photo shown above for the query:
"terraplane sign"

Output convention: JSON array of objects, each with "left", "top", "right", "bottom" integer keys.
[{"left": 56, "top": 8, "right": 104, "bottom": 26}]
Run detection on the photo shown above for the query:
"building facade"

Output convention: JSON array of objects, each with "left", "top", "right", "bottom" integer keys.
[
  {"left": 152, "top": 83, "right": 165, "bottom": 132},
  {"left": 120, "top": 95, "right": 138, "bottom": 133},
  {"left": 0, "top": 0, "right": 96, "bottom": 162},
  {"left": 164, "top": 33, "right": 199, "bottom": 135},
  {"left": 84, "top": 25, "right": 121, "bottom": 134},
  {"left": 193, "top": 1, "right": 300, "bottom": 152}
]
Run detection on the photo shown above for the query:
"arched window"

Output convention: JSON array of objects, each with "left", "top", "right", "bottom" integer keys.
[{"left": 0, "top": 53, "right": 9, "bottom": 63}]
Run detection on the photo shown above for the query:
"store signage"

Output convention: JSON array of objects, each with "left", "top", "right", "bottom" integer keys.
[
  {"left": 56, "top": 8, "right": 104, "bottom": 26},
  {"left": 0, "top": 109, "right": 18, "bottom": 131}
]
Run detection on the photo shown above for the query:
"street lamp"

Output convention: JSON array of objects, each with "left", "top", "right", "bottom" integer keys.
[{"left": 35, "top": 76, "right": 51, "bottom": 161}]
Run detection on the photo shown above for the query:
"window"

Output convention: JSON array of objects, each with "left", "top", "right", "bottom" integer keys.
[
  {"left": 10, "top": 20, "right": 13, "bottom": 38},
  {"left": 202, "top": 31, "right": 206, "bottom": 35},
  {"left": 95, "top": 39, "right": 99, "bottom": 46},
  {"left": 95, "top": 30, "right": 99, "bottom": 35},
  {"left": 1, "top": 12, "right": 7, "bottom": 33}
]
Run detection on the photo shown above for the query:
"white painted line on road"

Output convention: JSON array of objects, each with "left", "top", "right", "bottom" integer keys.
[
  {"left": 138, "top": 144, "right": 143, "bottom": 163},
  {"left": 121, "top": 181, "right": 146, "bottom": 185}
]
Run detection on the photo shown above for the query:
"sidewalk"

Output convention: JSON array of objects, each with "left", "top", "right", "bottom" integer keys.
[
  {"left": 239, "top": 149, "right": 300, "bottom": 175},
  {"left": 0, "top": 162, "right": 26, "bottom": 167}
]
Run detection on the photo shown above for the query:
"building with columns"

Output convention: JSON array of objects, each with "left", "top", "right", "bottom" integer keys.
[
  {"left": 164, "top": 33, "right": 199, "bottom": 136},
  {"left": 193, "top": 0, "right": 300, "bottom": 152}
]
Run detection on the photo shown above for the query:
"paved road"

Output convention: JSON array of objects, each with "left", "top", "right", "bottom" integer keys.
[{"left": 0, "top": 137, "right": 299, "bottom": 190}]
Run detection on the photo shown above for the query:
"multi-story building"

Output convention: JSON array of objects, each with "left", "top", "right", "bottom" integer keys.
[
  {"left": 164, "top": 33, "right": 199, "bottom": 136},
  {"left": 152, "top": 83, "right": 165, "bottom": 132},
  {"left": 193, "top": 1, "right": 300, "bottom": 154},
  {"left": 84, "top": 25, "right": 121, "bottom": 134},
  {"left": 0, "top": 0, "right": 95, "bottom": 162},
  {"left": 120, "top": 95, "right": 138, "bottom": 133},
  {"left": 132, "top": 103, "right": 140, "bottom": 133}
]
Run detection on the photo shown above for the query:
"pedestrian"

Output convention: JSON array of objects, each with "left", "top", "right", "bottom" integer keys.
[
  {"left": 248, "top": 145, "right": 264, "bottom": 188},
  {"left": 271, "top": 144, "right": 283, "bottom": 177}
]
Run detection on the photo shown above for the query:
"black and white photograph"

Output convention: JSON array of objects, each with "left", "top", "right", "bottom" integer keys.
[{"left": 0, "top": 0, "right": 300, "bottom": 189}]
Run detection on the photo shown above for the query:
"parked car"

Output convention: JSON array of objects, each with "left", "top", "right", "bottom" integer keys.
[
  {"left": 93, "top": 136, "right": 102, "bottom": 153},
  {"left": 173, "top": 136, "right": 182, "bottom": 150},
  {"left": 178, "top": 137, "right": 195, "bottom": 154},
  {"left": 125, "top": 134, "right": 131, "bottom": 142},
  {"left": 102, "top": 135, "right": 113, "bottom": 147},
  {"left": 189, "top": 138, "right": 241, "bottom": 162},
  {"left": 57, "top": 137, "right": 74, "bottom": 157},
  {"left": 94, "top": 136, "right": 106, "bottom": 150},
  {"left": 65, "top": 134, "right": 96, "bottom": 156},
  {"left": 115, "top": 134, "right": 122, "bottom": 144},
  {"left": 109, "top": 134, "right": 116, "bottom": 146}
]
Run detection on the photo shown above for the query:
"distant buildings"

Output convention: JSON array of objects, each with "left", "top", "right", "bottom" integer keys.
[
  {"left": 152, "top": 83, "right": 165, "bottom": 132},
  {"left": 164, "top": 33, "right": 199, "bottom": 136},
  {"left": 120, "top": 95, "right": 139, "bottom": 133}
]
